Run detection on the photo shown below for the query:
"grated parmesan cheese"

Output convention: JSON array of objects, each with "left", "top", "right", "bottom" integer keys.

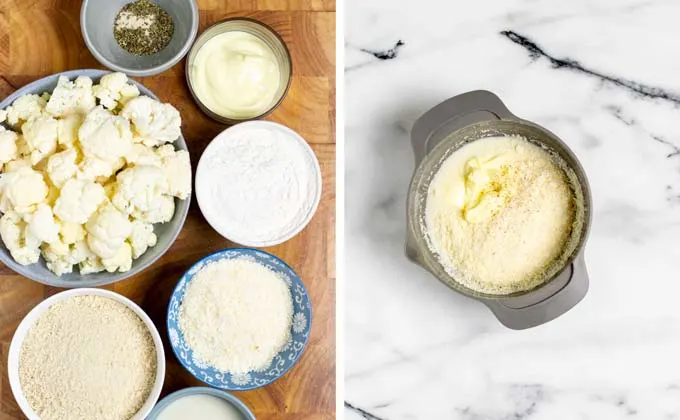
[
  {"left": 179, "top": 258, "right": 293, "bottom": 374},
  {"left": 425, "top": 135, "right": 583, "bottom": 295},
  {"left": 18, "top": 295, "right": 157, "bottom": 420}
]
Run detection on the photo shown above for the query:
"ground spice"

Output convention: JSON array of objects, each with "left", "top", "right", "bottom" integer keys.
[{"left": 114, "top": 0, "right": 174, "bottom": 56}]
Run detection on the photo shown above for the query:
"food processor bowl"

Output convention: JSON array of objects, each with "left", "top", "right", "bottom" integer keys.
[{"left": 406, "top": 90, "right": 592, "bottom": 329}]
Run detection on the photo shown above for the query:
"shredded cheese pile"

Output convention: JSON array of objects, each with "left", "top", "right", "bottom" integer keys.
[{"left": 179, "top": 258, "right": 293, "bottom": 374}]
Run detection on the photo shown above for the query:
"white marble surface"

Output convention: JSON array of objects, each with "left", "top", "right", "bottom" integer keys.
[{"left": 344, "top": 0, "right": 680, "bottom": 418}]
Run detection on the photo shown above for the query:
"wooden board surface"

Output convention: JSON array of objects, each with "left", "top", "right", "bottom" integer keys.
[{"left": 0, "top": 0, "right": 336, "bottom": 419}]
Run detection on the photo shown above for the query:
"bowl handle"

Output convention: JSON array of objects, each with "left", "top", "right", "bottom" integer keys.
[
  {"left": 481, "top": 253, "right": 589, "bottom": 330},
  {"left": 410, "top": 90, "right": 519, "bottom": 164}
]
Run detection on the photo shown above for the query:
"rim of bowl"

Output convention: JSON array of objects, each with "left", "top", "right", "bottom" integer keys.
[
  {"left": 145, "top": 387, "right": 256, "bottom": 419},
  {"left": 80, "top": 0, "right": 199, "bottom": 77},
  {"left": 166, "top": 247, "right": 313, "bottom": 391},
  {"left": 8, "top": 288, "right": 166, "bottom": 420},
  {"left": 0, "top": 69, "right": 191, "bottom": 288},
  {"left": 195, "top": 121, "right": 322, "bottom": 247},
  {"left": 184, "top": 17, "right": 293, "bottom": 124}
]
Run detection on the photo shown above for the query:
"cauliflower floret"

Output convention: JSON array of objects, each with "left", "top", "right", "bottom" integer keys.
[
  {"left": 0, "top": 166, "right": 48, "bottom": 213},
  {"left": 112, "top": 165, "right": 174, "bottom": 223},
  {"left": 155, "top": 145, "right": 191, "bottom": 199},
  {"left": 101, "top": 242, "right": 132, "bottom": 273},
  {"left": 42, "top": 246, "right": 72, "bottom": 276},
  {"left": 125, "top": 143, "right": 161, "bottom": 167},
  {"left": 144, "top": 194, "right": 174, "bottom": 224},
  {"left": 24, "top": 203, "right": 60, "bottom": 244},
  {"left": 120, "top": 84, "right": 141, "bottom": 104},
  {"left": 80, "top": 256, "right": 105, "bottom": 274},
  {"left": 43, "top": 239, "right": 95, "bottom": 275},
  {"left": 78, "top": 157, "right": 114, "bottom": 181},
  {"left": 0, "top": 211, "right": 41, "bottom": 265},
  {"left": 4, "top": 158, "right": 31, "bottom": 173},
  {"left": 46, "top": 148, "right": 78, "bottom": 188},
  {"left": 0, "top": 127, "right": 18, "bottom": 166},
  {"left": 86, "top": 204, "right": 132, "bottom": 259},
  {"left": 78, "top": 157, "right": 125, "bottom": 184},
  {"left": 53, "top": 178, "right": 105, "bottom": 224},
  {"left": 121, "top": 96, "right": 181, "bottom": 147},
  {"left": 78, "top": 106, "right": 133, "bottom": 163},
  {"left": 45, "top": 75, "right": 96, "bottom": 117},
  {"left": 129, "top": 220, "right": 157, "bottom": 259},
  {"left": 57, "top": 113, "right": 83, "bottom": 147},
  {"left": 59, "top": 220, "right": 85, "bottom": 244},
  {"left": 5, "top": 94, "right": 46, "bottom": 128},
  {"left": 21, "top": 115, "right": 58, "bottom": 164},
  {"left": 43, "top": 238, "right": 69, "bottom": 257},
  {"left": 93, "top": 72, "right": 140, "bottom": 110}
]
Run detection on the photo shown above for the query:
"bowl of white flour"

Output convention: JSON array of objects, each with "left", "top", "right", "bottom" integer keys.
[{"left": 195, "top": 121, "right": 322, "bottom": 247}]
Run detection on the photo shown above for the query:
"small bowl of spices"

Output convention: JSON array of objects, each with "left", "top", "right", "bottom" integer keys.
[
  {"left": 186, "top": 18, "right": 293, "bottom": 124},
  {"left": 81, "top": 0, "right": 198, "bottom": 77}
]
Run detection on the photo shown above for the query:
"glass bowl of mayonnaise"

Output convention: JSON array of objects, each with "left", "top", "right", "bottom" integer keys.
[{"left": 186, "top": 18, "right": 292, "bottom": 124}]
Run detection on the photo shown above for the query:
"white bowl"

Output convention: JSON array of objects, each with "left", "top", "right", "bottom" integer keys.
[
  {"left": 8, "top": 289, "right": 166, "bottom": 420},
  {"left": 195, "top": 121, "right": 322, "bottom": 247}
]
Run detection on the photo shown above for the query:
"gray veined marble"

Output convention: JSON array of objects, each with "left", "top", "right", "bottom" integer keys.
[{"left": 345, "top": 0, "right": 680, "bottom": 418}]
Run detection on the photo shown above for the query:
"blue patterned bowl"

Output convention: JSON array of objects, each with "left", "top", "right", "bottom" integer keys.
[{"left": 166, "top": 248, "right": 312, "bottom": 390}]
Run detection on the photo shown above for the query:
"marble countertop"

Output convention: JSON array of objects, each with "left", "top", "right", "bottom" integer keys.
[{"left": 344, "top": 0, "right": 680, "bottom": 418}]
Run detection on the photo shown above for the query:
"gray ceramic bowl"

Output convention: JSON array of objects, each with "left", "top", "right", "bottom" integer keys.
[
  {"left": 146, "top": 387, "right": 255, "bottom": 419},
  {"left": 81, "top": 0, "right": 198, "bottom": 77},
  {"left": 0, "top": 69, "right": 191, "bottom": 288}
]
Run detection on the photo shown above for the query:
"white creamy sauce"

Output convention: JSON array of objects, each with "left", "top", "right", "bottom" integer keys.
[
  {"left": 157, "top": 394, "right": 245, "bottom": 420},
  {"left": 196, "top": 124, "right": 319, "bottom": 245},
  {"left": 190, "top": 31, "right": 280, "bottom": 119}
]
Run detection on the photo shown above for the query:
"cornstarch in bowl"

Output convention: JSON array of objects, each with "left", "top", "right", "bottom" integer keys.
[{"left": 195, "top": 121, "right": 321, "bottom": 247}]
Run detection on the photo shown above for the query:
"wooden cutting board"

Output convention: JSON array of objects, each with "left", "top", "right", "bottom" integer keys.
[{"left": 0, "top": 0, "right": 336, "bottom": 419}]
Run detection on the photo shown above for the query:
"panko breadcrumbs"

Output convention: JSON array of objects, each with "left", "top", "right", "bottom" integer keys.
[{"left": 19, "top": 295, "right": 157, "bottom": 420}]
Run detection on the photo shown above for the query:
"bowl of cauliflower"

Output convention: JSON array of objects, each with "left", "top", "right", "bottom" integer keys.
[{"left": 0, "top": 69, "right": 192, "bottom": 287}]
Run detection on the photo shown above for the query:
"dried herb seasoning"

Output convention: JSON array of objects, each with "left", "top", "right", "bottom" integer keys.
[{"left": 113, "top": 0, "right": 174, "bottom": 56}]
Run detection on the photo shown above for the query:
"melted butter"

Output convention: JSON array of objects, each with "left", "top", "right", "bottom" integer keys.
[{"left": 462, "top": 155, "right": 515, "bottom": 222}]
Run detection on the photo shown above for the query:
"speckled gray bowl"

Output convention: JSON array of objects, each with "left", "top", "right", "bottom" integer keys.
[
  {"left": 0, "top": 69, "right": 191, "bottom": 288},
  {"left": 81, "top": 0, "right": 198, "bottom": 77},
  {"left": 146, "top": 387, "right": 255, "bottom": 419}
]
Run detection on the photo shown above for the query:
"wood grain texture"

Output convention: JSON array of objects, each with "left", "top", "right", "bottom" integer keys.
[{"left": 0, "top": 0, "right": 335, "bottom": 419}]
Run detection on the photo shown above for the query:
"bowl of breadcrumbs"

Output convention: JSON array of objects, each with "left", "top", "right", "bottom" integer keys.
[{"left": 8, "top": 288, "right": 165, "bottom": 420}]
